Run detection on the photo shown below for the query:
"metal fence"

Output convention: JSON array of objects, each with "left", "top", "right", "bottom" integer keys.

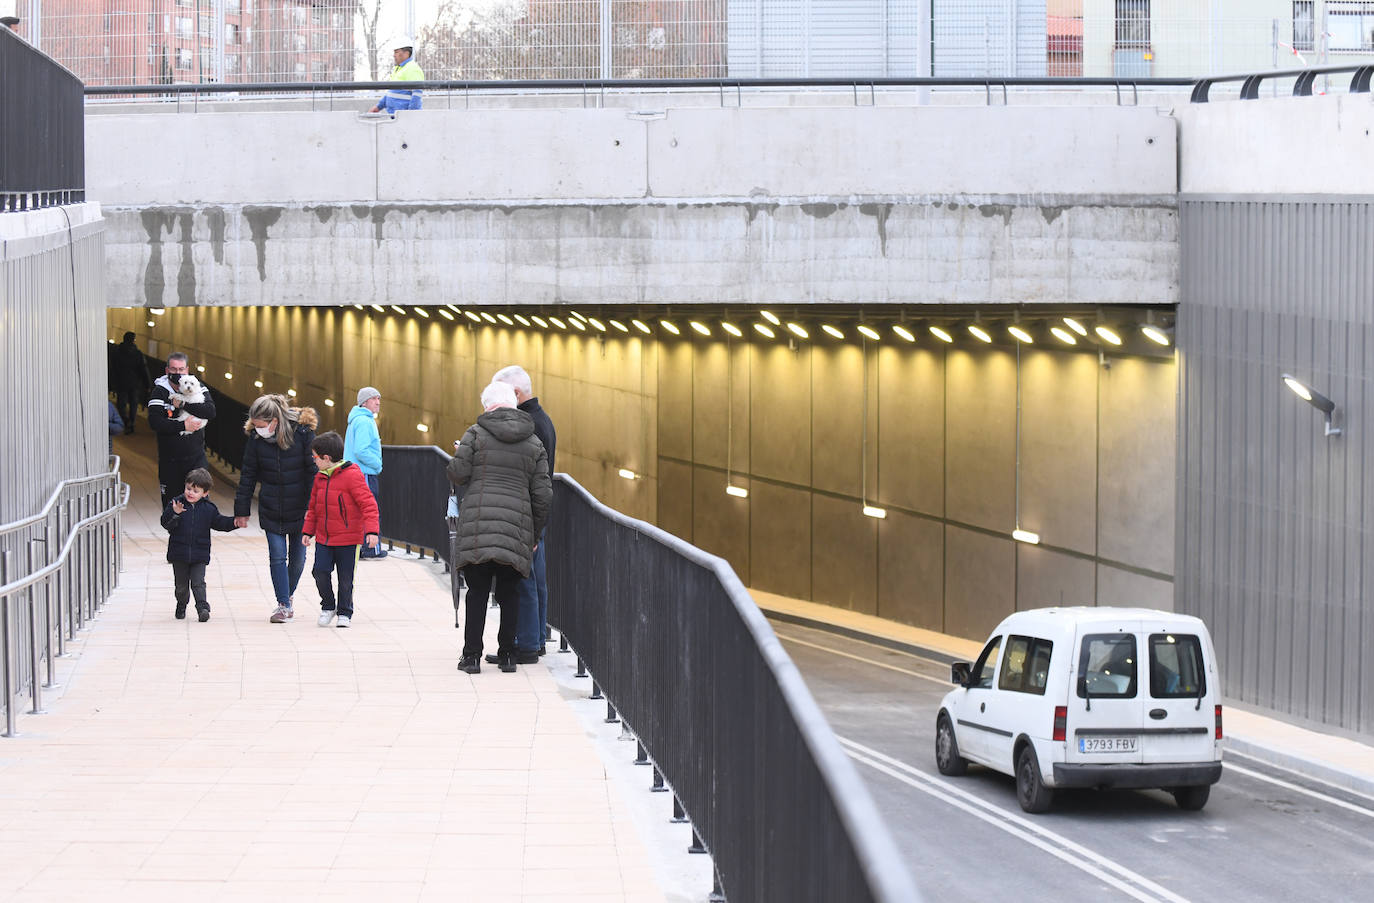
[
  {"left": 0, "top": 459, "right": 128, "bottom": 737},
  {"left": 0, "top": 24, "right": 85, "bottom": 211},
  {"left": 377, "top": 445, "right": 454, "bottom": 563}
]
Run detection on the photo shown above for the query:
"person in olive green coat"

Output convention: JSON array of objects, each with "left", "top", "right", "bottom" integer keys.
[{"left": 447, "top": 381, "right": 552, "bottom": 674}]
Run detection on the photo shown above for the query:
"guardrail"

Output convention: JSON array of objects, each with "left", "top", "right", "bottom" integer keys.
[
  {"left": 378, "top": 445, "right": 454, "bottom": 564},
  {"left": 0, "top": 459, "right": 128, "bottom": 737},
  {"left": 0, "top": 27, "right": 85, "bottom": 212},
  {"left": 1190, "top": 62, "right": 1374, "bottom": 102}
]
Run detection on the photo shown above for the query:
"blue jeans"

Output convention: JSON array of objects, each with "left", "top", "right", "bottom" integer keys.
[
  {"left": 515, "top": 531, "right": 548, "bottom": 653},
  {"left": 265, "top": 530, "right": 306, "bottom": 607},
  {"left": 313, "top": 544, "right": 358, "bottom": 617},
  {"left": 360, "top": 472, "right": 383, "bottom": 556}
]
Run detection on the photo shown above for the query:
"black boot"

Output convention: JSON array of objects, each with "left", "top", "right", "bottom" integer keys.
[
  {"left": 497, "top": 653, "right": 517, "bottom": 673},
  {"left": 197, "top": 607, "right": 210, "bottom": 622},
  {"left": 175, "top": 602, "right": 187, "bottom": 620},
  {"left": 457, "top": 655, "right": 481, "bottom": 674}
]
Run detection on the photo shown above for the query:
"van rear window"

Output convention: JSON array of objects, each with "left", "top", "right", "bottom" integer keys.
[
  {"left": 1077, "top": 634, "right": 1137, "bottom": 698},
  {"left": 1149, "top": 633, "right": 1207, "bottom": 698}
]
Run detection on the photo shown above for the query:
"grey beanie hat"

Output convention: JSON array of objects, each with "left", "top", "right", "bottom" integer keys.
[{"left": 357, "top": 386, "right": 381, "bottom": 405}]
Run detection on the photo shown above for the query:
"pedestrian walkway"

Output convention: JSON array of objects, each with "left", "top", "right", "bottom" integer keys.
[
  {"left": 0, "top": 435, "right": 667, "bottom": 902},
  {"left": 752, "top": 590, "right": 1374, "bottom": 800}
]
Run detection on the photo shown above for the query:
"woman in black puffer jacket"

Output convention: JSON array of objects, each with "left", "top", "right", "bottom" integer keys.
[{"left": 234, "top": 394, "right": 318, "bottom": 623}]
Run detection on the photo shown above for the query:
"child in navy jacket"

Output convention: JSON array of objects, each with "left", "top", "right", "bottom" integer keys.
[{"left": 160, "top": 467, "right": 239, "bottom": 621}]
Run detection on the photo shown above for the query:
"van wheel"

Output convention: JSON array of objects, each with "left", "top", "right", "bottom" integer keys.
[
  {"left": 1172, "top": 785, "right": 1210, "bottom": 811},
  {"left": 935, "top": 714, "right": 967, "bottom": 776},
  {"left": 1016, "top": 745, "right": 1054, "bottom": 813}
]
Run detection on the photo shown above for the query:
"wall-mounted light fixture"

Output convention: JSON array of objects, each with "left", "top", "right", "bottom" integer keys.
[
  {"left": 618, "top": 468, "right": 639, "bottom": 480},
  {"left": 892, "top": 324, "right": 916, "bottom": 343},
  {"left": 1282, "top": 373, "right": 1342, "bottom": 437},
  {"left": 416, "top": 423, "right": 429, "bottom": 433},
  {"left": 438, "top": 309, "right": 455, "bottom": 321},
  {"left": 287, "top": 388, "right": 297, "bottom": 397},
  {"left": 414, "top": 307, "right": 430, "bottom": 318},
  {"left": 390, "top": 305, "right": 406, "bottom": 315},
  {"left": 146, "top": 320, "right": 155, "bottom": 327},
  {"left": 254, "top": 379, "right": 264, "bottom": 388},
  {"left": 223, "top": 372, "right": 233, "bottom": 380},
  {"left": 324, "top": 398, "right": 335, "bottom": 407}
]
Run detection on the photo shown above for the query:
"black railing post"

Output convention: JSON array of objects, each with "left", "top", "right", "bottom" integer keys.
[
  {"left": 654, "top": 768, "right": 669, "bottom": 794},
  {"left": 589, "top": 679, "right": 602, "bottom": 700},
  {"left": 559, "top": 632, "right": 570, "bottom": 653},
  {"left": 634, "top": 741, "right": 649, "bottom": 765},
  {"left": 604, "top": 700, "right": 618, "bottom": 724},
  {"left": 575, "top": 655, "right": 586, "bottom": 678},
  {"left": 688, "top": 828, "right": 707, "bottom": 854}
]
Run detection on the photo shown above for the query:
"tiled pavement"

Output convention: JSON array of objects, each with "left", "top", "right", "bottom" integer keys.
[{"left": 0, "top": 435, "right": 668, "bottom": 902}]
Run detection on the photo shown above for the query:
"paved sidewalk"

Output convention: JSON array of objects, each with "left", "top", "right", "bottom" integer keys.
[
  {"left": 752, "top": 590, "right": 1374, "bottom": 800},
  {"left": 0, "top": 437, "right": 667, "bottom": 902}
]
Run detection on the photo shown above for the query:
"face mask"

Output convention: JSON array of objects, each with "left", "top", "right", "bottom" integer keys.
[{"left": 255, "top": 425, "right": 275, "bottom": 438}]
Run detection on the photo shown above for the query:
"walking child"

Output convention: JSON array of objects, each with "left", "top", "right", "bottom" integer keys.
[
  {"left": 302, "top": 431, "right": 380, "bottom": 628},
  {"left": 160, "top": 467, "right": 239, "bottom": 622}
]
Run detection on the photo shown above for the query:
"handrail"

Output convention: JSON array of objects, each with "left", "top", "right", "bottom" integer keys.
[
  {"left": 0, "top": 484, "right": 130, "bottom": 597},
  {"left": 0, "top": 456, "right": 122, "bottom": 536},
  {"left": 1190, "top": 63, "right": 1374, "bottom": 102}
]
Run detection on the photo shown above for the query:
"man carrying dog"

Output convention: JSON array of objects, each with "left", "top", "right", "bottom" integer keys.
[{"left": 149, "top": 352, "right": 217, "bottom": 508}]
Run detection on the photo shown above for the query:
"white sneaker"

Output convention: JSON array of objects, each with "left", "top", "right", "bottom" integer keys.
[
  {"left": 336, "top": 615, "right": 351, "bottom": 628},
  {"left": 317, "top": 610, "right": 335, "bottom": 627}
]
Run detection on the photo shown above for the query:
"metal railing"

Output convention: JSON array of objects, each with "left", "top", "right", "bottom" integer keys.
[
  {"left": 377, "top": 446, "right": 454, "bottom": 564},
  {"left": 1190, "top": 62, "right": 1374, "bottom": 101},
  {"left": 0, "top": 26, "right": 85, "bottom": 212},
  {"left": 0, "top": 459, "right": 128, "bottom": 737}
]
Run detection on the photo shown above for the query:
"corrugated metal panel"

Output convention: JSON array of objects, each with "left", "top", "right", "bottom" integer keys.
[
  {"left": 1178, "top": 197, "right": 1373, "bottom": 738},
  {"left": 933, "top": 0, "right": 1047, "bottom": 77},
  {"left": 727, "top": 0, "right": 925, "bottom": 77}
]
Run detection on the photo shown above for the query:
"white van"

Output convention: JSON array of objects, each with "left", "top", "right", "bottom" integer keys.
[{"left": 935, "top": 607, "right": 1223, "bottom": 813}]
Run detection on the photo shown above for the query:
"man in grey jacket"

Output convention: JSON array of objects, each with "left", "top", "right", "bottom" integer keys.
[{"left": 447, "top": 381, "right": 552, "bottom": 674}]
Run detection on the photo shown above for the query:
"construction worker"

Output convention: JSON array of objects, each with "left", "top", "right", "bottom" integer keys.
[{"left": 369, "top": 38, "right": 424, "bottom": 115}]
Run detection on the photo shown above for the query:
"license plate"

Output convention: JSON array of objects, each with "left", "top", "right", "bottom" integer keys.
[{"left": 1079, "top": 736, "right": 1138, "bottom": 753}]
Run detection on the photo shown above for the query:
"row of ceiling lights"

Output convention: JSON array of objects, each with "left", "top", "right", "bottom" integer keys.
[{"left": 348, "top": 304, "right": 1173, "bottom": 348}]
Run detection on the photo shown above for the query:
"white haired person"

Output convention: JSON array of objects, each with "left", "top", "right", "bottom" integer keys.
[
  {"left": 447, "top": 381, "right": 552, "bottom": 674},
  {"left": 488, "top": 364, "right": 557, "bottom": 666},
  {"left": 345, "top": 386, "right": 387, "bottom": 559}
]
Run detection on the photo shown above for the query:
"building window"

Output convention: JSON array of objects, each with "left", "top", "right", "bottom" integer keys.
[
  {"left": 311, "top": 7, "right": 323, "bottom": 27},
  {"left": 225, "top": 54, "right": 239, "bottom": 72},
  {"left": 175, "top": 16, "right": 193, "bottom": 40},
  {"left": 1115, "top": 0, "right": 1150, "bottom": 49},
  {"left": 293, "top": 33, "right": 308, "bottom": 53},
  {"left": 226, "top": 23, "right": 240, "bottom": 45},
  {"left": 225, "top": 0, "right": 240, "bottom": 12},
  {"left": 176, "top": 48, "right": 193, "bottom": 69},
  {"left": 311, "top": 30, "right": 328, "bottom": 52},
  {"left": 1293, "top": 2, "right": 1315, "bottom": 52},
  {"left": 199, "top": 14, "right": 212, "bottom": 38},
  {"left": 292, "top": 6, "right": 308, "bottom": 27},
  {"left": 1329, "top": 2, "right": 1374, "bottom": 51}
]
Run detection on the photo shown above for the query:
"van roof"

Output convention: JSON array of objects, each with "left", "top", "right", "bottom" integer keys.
[{"left": 992, "top": 606, "right": 1209, "bottom": 638}]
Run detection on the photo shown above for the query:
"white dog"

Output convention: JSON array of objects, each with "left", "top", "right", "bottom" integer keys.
[{"left": 166, "top": 374, "right": 207, "bottom": 436}]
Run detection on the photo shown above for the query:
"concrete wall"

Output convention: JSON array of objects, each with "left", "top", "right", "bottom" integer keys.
[
  {"left": 114, "top": 305, "right": 1175, "bottom": 643},
  {"left": 89, "top": 105, "right": 1180, "bottom": 309}
]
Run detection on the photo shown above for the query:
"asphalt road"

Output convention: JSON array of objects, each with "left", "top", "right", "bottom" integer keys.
[{"left": 771, "top": 620, "right": 1374, "bottom": 903}]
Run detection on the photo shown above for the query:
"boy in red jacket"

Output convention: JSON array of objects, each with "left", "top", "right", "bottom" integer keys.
[{"left": 302, "top": 431, "right": 380, "bottom": 628}]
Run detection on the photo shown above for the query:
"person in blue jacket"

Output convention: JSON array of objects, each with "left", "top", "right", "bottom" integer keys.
[
  {"left": 369, "top": 39, "right": 424, "bottom": 115},
  {"left": 160, "top": 468, "right": 239, "bottom": 622},
  {"left": 344, "top": 386, "right": 387, "bottom": 558}
]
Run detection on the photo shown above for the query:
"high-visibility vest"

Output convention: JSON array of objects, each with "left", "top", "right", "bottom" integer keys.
[{"left": 379, "top": 58, "right": 424, "bottom": 113}]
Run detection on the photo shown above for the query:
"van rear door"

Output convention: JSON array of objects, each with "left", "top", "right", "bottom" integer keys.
[
  {"left": 1066, "top": 630, "right": 1145, "bottom": 765},
  {"left": 1140, "top": 630, "right": 1217, "bottom": 764}
]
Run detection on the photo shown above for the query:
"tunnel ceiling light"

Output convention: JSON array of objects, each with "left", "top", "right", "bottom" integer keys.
[
  {"left": 549, "top": 316, "right": 566, "bottom": 329},
  {"left": 787, "top": 322, "right": 809, "bottom": 339},
  {"left": 446, "top": 303, "right": 462, "bottom": 313},
  {"left": 287, "top": 388, "right": 297, "bottom": 397},
  {"left": 1012, "top": 528, "right": 1041, "bottom": 545},
  {"left": 1282, "top": 373, "right": 1341, "bottom": 436},
  {"left": 892, "top": 324, "right": 916, "bottom": 342},
  {"left": 857, "top": 324, "right": 881, "bottom": 341},
  {"left": 107, "top": 338, "right": 114, "bottom": 344},
  {"left": 532, "top": 315, "right": 549, "bottom": 328},
  {"left": 324, "top": 398, "right": 335, "bottom": 407},
  {"left": 414, "top": 307, "right": 430, "bottom": 318},
  {"left": 146, "top": 320, "right": 155, "bottom": 327},
  {"left": 610, "top": 319, "right": 629, "bottom": 333},
  {"left": 569, "top": 318, "right": 587, "bottom": 332},
  {"left": 1142, "top": 325, "right": 1171, "bottom": 346},
  {"left": 721, "top": 321, "right": 742, "bottom": 337},
  {"left": 968, "top": 324, "right": 992, "bottom": 343},
  {"left": 1050, "top": 326, "right": 1077, "bottom": 345},
  {"left": 371, "top": 304, "right": 385, "bottom": 313},
  {"left": 223, "top": 372, "right": 233, "bottom": 380},
  {"left": 150, "top": 308, "right": 165, "bottom": 315},
  {"left": 515, "top": 314, "right": 531, "bottom": 327},
  {"left": 1063, "top": 317, "right": 1088, "bottom": 337},
  {"left": 660, "top": 319, "right": 680, "bottom": 335},
  {"left": 632, "top": 319, "right": 652, "bottom": 334},
  {"left": 587, "top": 317, "right": 606, "bottom": 332},
  {"left": 568, "top": 309, "right": 586, "bottom": 321},
  {"left": 1095, "top": 325, "right": 1123, "bottom": 346},
  {"left": 618, "top": 468, "right": 638, "bottom": 480},
  {"left": 391, "top": 305, "right": 407, "bottom": 315},
  {"left": 254, "top": 380, "right": 264, "bottom": 388},
  {"left": 862, "top": 505, "right": 887, "bottom": 519},
  {"left": 821, "top": 324, "right": 844, "bottom": 339},
  {"left": 352, "top": 304, "right": 364, "bottom": 310},
  {"left": 497, "top": 313, "right": 514, "bottom": 326},
  {"left": 438, "top": 309, "right": 455, "bottom": 321},
  {"left": 929, "top": 325, "right": 953, "bottom": 343},
  {"left": 1008, "top": 325, "right": 1034, "bottom": 344},
  {"left": 690, "top": 320, "right": 711, "bottom": 336},
  {"left": 760, "top": 310, "right": 781, "bottom": 326},
  {"left": 481, "top": 312, "right": 498, "bottom": 324},
  {"left": 726, "top": 484, "right": 749, "bottom": 498},
  {"left": 196, "top": 365, "right": 206, "bottom": 373},
  {"left": 754, "top": 323, "right": 776, "bottom": 339},
  {"left": 464, "top": 310, "right": 482, "bottom": 323},
  {"left": 417, "top": 423, "right": 429, "bottom": 432}
]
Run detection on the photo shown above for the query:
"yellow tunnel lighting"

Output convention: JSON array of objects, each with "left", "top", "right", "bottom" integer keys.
[
  {"left": 929, "top": 325, "right": 953, "bottom": 343},
  {"left": 481, "top": 312, "right": 498, "bottom": 324},
  {"left": 417, "top": 423, "right": 429, "bottom": 433},
  {"left": 632, "top": 319, "right": 652, "bottom": 334},
  {"left": 726, "top": 484, "right": 749, "bottom": 498},
  {"left": 587, "top": 317, "right": 606, "bottom": 331},
  {"left": 150, "top": 308, "right": 165, "bottom": 315},
  {"left": 223, "top": 372, "right": 233, "bottom": 380},
  {"left": 515, "top": 314, "right": 531, "bottom": 326},
  {"left": 371, "top": 304, "right": 385, "bottom": 313},
  {"left": 754, "top": 323, "right": 776, "bottom": 338},
  {"left": 438, "top": 309, "right": 455, "bottom": 321},
  {"left": 787, "top": 322, "right": 809, "bottom": 339},
  {"left": 532, "top": 315, "right": 549, "bottom": 328},
  {"left": 892, "top": 324, "right": 916, "bottom": 342},
  {"left": 287, "top": 389, "right": 297, "bottom": 397},
  {"left": 568, "top": 318, "right": 587, "bottom": 331},
  {"left": 146, "top": 320, "right": 155, "bottom": 327},
  {"left": 862, "top": 505, "right": 887, "bottom": 519},
  {"left": 107, "top": 338, "right": 114, "bottom": 344},
  {"left": 618, "top": 468, "right": 638, "bottom": 480},
  {"left": 1063, "top": 317, "right": 1088, "bottom": 337},
  {"left": 610, "top": 319, "right": 629, "bottom": 333},
  {"left": 414, "top": 307, "right": 429, "bottom": 318},
  {"left": 821, "top": 324, "right": 844, "bottom": 339},
  {"left": 1283, "top": 376, "right": 1313, "bottom": 401},
  {"left": 446, "top": 304, "right": 462, "bottom": 313},
  {"left": 760, "top": 310, "right": 781, "bottom": 326},
  {"left": 352, "top": 304, "right": 363, "bottom": 310},
  {"left": 968, "top": 324, "right": 992, "bottom": 343},
  {"left": 1050, "top": 326, "right": 1077, "bottom": 345},
  {"left": 464, "top": 311, "right": 482, "bottom": 323},
  {"left": 1095, "top": 325, "right": 1123, "bottom": 345},
  {"left": 690, "top": 321, "right": 711, "bottom": 336},
  {"left": 391, "top": 305, "right": 407, "bottom": 315},
  {"left": 721, "top": 322, "right": 743, "bottom": 337},
  {"left": 857, "top": 325, "right": 881, "bottom": 341},
  {"left": 660, "top": 319, "right": 681, "bottom": 335},
  {"left": 1012, "top": 528, "right": 1041, "bottom": 545},
  {"left": 1008, "top": 325, "right": 1034, "bottom": 344},
  {"left": 253, "top": 380, "right": 264, "bottom": 388},
  {"left": 568, "top": 309, "right": 586, "bottom": 321},
  {"left": 549, "top": 316, "right": 566, "bottom": 329},
  {"left": 196, "top": 365, "right": 206, "bottom": 373},
  {"left": 1142, "top": 325, "right": 1171, "bottom": 346},
  {"left": 324, "top": 398, "right": 335, "bottom": 407},
  {"left": 497, "top": 313, "right": 515, "bottom": 326}
]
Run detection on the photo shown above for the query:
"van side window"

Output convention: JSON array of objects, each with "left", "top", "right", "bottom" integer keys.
[
  {"left": 971, "top": 636, "right": 1002, "bottom": 689},
  {"left": 998, "top": 635, "right": 1054, "bottom": 695},
  {"left": 1149, "top": 633, "right": 1207, "bottom": 698},
  {"left": 1077, "top": 634, "right": 1137, "bottom": 698}
]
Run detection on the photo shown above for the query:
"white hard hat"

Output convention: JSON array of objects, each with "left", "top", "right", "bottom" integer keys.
[{"left": 394, "top": 36, "right": 415, "bottom": 49}]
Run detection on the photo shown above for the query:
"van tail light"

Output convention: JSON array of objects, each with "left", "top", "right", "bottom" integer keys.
[
  {"left": 1215, "top": 704, "right": 1224, "bottom": 740},
  {"left": 1052, "top": 706, "right": 1067, "bottom": 742}
]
